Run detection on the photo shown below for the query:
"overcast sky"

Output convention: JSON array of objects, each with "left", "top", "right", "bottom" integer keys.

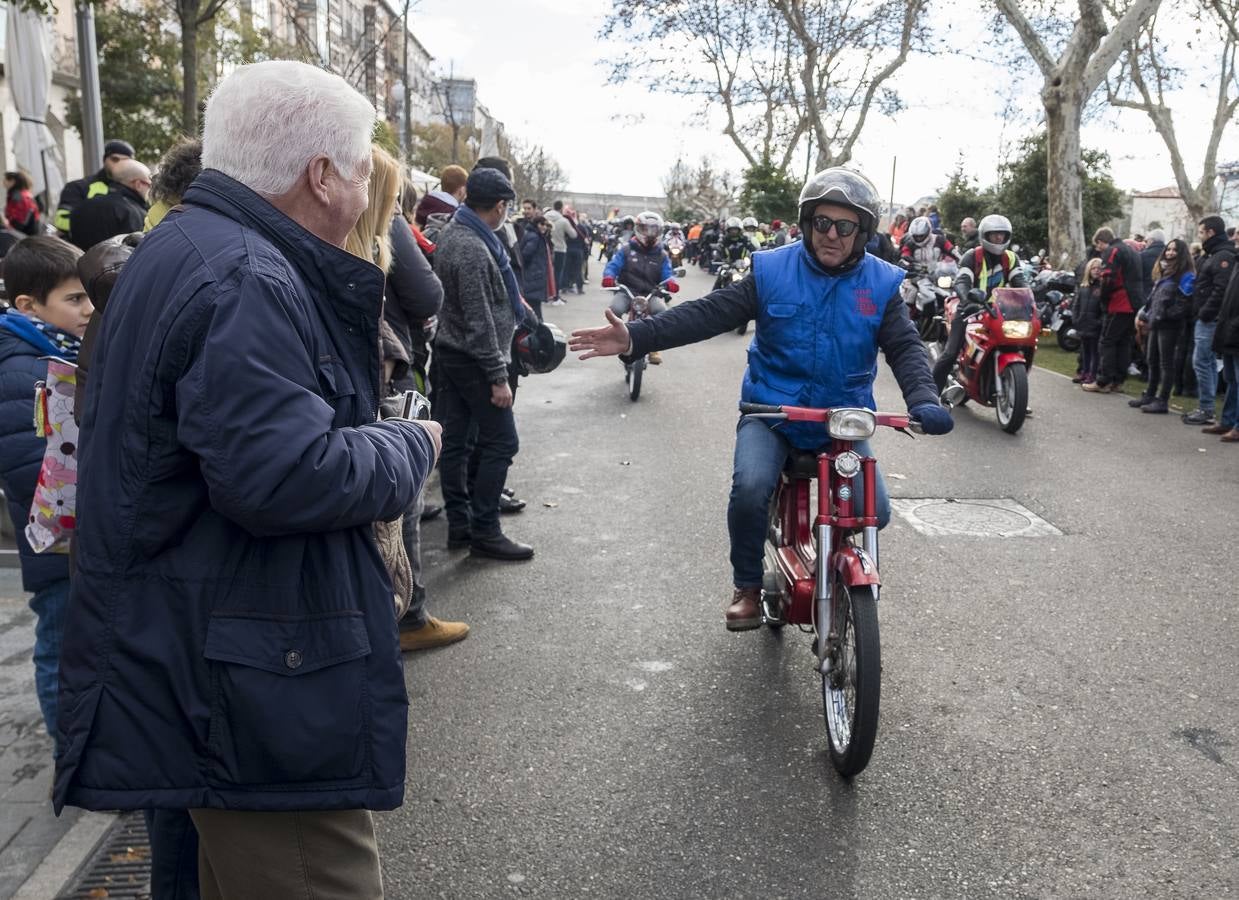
[{"left": 410, "top": 0, "right": 1239, "bottom": 207}]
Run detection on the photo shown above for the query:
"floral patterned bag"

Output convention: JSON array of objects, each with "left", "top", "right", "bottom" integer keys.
[{"left": 26, "top": 358, "right": 78, "bottom": 554}]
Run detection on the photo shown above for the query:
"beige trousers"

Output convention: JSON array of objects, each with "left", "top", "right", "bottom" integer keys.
[{"left": 188, "top": 808, "right": 383, "bottom": 900}]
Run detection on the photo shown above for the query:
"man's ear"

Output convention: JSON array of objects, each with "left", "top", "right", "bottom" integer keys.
[
  {"left": 12, "top": 294, "right": 38, "bottom": 315},
  {"left": 305, "top": 155, "right": 333, "bottom": 205}
]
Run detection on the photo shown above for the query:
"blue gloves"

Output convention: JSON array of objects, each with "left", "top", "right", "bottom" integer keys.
[{"left": 910, "top": 402, "right": 954, "bottom": 435}]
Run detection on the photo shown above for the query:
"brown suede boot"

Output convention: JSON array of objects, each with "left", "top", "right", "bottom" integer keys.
[{"left": 726, "top": 587, "right": 762, "bottom": 631}]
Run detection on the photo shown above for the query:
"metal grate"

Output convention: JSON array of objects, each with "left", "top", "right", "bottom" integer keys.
[{"left": 58, "top": 811, "right": 151, "bottom": 899}]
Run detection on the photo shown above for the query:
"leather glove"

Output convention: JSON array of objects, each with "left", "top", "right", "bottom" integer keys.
[
  {"left": 601, "top": 275, "right": 616, "bottom": 288},
  {"left": 910, "top": 402, "right": 954, "bottom": 435}
]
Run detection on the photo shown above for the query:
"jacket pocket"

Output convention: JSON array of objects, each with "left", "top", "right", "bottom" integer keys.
[
  {"left": 766, "top": 303, "right": 799, "bottom": 318},
  {"left": 204, "top": 611, "right": 371, "bottom": 786},
  {"left": 315, "top": 355, "right": 355, "bottom": 400}
]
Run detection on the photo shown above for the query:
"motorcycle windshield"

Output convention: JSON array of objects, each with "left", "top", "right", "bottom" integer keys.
[{"left": 993, "top": 287, "right": 1035, "bottom": 321}]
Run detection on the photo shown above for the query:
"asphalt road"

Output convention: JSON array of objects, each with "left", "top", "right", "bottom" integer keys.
[{"left": 378, "top": 256, "right": 1239, "bottom": 899}]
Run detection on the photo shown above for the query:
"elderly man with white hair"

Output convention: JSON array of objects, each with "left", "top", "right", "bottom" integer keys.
[{"left": 54, "top": 60, "right": 440, "bottom": 897}]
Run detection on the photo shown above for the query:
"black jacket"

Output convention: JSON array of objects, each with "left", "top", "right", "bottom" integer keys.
[
  {"left": 1071, "top": 283, "right": 1104, "bottom": 339},
  {"left": 70, "top": 184, "right": 147, "bottom": 250},
  {"left": 1194, "top": 233, "right": 1236, "bottom": 323},
  {"left": 1212, "top": 262, "right": 1239, "bottom": 355}
]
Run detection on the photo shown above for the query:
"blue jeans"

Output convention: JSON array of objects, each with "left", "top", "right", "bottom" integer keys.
[
  {"left": 728, "top": 417, "right": 889, "bottom": 589},
  {"left": 1220, "top": 354, "right": 1239, "bottom": 429},
  {"left": 28, "top": 579, "right": 69, "bottom": 748},
  {"left": 1193, "top": 320, "right": 1218, "bottom": 413}
]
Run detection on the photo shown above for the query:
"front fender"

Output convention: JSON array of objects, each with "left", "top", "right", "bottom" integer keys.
[
  {"left": 834, "top": 545, "right": 881, "bottom": 588},
  {"left": 996, "top": 351, "right": 1028, "bottom": 375}
]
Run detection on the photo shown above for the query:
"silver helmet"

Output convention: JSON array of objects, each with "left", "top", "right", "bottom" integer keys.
[
  {"left": 634, "top": 210, "right": 664, "bottom": 245},
  {"left": 909, "top": 216, "right": 933, "bottom": 247},
  {"left": 798, "top": 167, "right": 881, "bottom": 267},
  {"left": 978, "top": 214, "right": 1013, "bottom": 256}
]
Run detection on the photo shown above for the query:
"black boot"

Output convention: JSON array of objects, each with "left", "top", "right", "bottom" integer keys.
[{"left": 470, "top": 533, "right": 534, "bottom": 561}]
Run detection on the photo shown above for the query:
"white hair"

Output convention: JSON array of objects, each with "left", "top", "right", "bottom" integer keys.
[
  {"left": 1146, "top": 228, "right": 1166, "bottom": 245},
  {"left": 201, "top": 60, "right": 376, "bottom": 197}
]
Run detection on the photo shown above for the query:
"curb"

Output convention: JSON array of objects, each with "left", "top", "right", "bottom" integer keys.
[{"left": 11, "top": 812, "right": 116, "bottom": 900}]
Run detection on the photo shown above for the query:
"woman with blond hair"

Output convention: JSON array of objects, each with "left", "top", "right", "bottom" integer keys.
[{"left": 345, "top": 146, "right": 466, "bottom": 654}]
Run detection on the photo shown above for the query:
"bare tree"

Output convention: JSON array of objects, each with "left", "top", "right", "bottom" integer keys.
[
  {"left": 773, "top": 0, "right": 926, "bottom": 170},
  {"left": 1105, "top": 0, "right": 1239, "bottom": 223},
  {"left": 601, "top": 0, "right": 924, "bottom": 176},
  {"left": 664, "top": 156, "right": 737, "bottom": 221},
  {"left": 511, "top": 142, "right": 568, "bottom": 207},
  {"left": 995, "top": 0, "right": 1161, "bottom": 265}
]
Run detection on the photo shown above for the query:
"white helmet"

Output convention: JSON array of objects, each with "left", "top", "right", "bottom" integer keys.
[
  {"left": 979, "top": 214, "right": 1013, "bottom": 256},
  {"left": 725, "top": 216, "right": 743, "bottom": 233},
  {"left": 909, "top": 216, "right": 933, "bottom": 247},
  {"left": 742, "top": 216, "right": 759, "bottom": 230},
  {"left": 634, "top": 210, "right": 664, "bottom": 245}
]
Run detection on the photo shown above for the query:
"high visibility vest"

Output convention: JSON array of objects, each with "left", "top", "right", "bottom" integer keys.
[{"left": 973, "top": 249, "right": 1017, "bottom": 297}]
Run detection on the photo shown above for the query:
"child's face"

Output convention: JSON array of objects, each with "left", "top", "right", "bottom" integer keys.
[{"left": 18, "top": 277, "right": 94, "bottom": 338}]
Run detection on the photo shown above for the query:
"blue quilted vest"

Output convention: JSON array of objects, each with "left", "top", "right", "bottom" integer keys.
[{"left": 742, "top": 243, "right": 905, "bottom": 449}]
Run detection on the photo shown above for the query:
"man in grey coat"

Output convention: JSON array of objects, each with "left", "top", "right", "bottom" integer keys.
[{"left": 433, "top": 168, "right": 534, "bottom": 561}]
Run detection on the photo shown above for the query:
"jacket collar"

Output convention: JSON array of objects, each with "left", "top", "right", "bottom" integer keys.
[
  {"left": 1203, "top": 232, "right": 1231, "bottom": 256},
  {"left": 180, "top": 169, "right": 384, "bottom": 314}
]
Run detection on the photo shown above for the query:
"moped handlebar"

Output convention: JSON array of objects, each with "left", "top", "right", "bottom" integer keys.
[{"left": 737, "top": 402, "right": 915, "bottom": 431}]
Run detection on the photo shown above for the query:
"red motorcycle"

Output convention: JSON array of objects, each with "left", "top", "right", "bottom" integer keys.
[
  {"left": 739, "top": 401, "right": 921, "bottom": 777},
  {"left": 940, "top": 286, "right": 1038, "bottom": 434}
]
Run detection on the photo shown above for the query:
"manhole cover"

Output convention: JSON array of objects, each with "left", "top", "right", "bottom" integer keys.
[{"left": 891, "top": 498, "right": 1062, "bottom": 537}]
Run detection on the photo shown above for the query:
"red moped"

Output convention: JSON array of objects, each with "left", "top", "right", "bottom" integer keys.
[
  {"left": 940, "top": 286, "right": 1038, "bottom": 434},
  {"left": 739, "top": 402, "right": 921, "bottom": 778}
]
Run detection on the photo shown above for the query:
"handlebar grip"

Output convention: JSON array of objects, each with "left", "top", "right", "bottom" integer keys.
[{"left": 738, "top": 402, "right": 784, "bottom": 415}]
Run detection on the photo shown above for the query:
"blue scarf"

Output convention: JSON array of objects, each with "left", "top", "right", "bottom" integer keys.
[
  {"left": 0, "top": 309, "right": 81, "bottom": 362},
  {"left": 454, "top": 205, "right": 527, "bottom": 325}
]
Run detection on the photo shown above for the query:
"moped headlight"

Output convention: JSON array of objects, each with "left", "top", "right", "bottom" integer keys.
[
  {"left": 1002, "top": 321, "right": 1034, "bottom": 339},
  {"left": 834, "top": 450, "right": 862, "bottom": 478},
  {"left": 828, "top": 408, "right": 876, "bottom": 441},
  {"left": 937, "top": 276, "right": 954, "bottom": 289}
]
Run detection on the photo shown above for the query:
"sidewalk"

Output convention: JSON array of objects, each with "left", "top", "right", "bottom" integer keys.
[{"left": 0, "top": 570, "right": 114, "bottom": 899}]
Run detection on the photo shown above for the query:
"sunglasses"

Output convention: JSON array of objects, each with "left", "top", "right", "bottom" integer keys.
[{"left": 810, "top": 215, "right": 860, "bottom": 237}]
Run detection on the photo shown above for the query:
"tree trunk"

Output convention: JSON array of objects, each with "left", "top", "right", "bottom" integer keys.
[
  {"left": 1043, "top": 85, "right": 1085, "bottom": 268},
  {"left": 181, "top": 6, "right": 199, "bottom": 137}
]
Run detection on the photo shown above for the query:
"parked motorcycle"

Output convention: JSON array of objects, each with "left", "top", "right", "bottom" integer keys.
[
  {"left": 940, "top": 286, "right": 1039, "bottom": 434},
  {"left": 1047, "top": 290, "right": 1080, "bottom": 352},
  {"left": 740, "top": 401, "right": 924, "bottom": 777},
  {"left": 1031, "top": 269, "right": 1077, "bottom": 335}
]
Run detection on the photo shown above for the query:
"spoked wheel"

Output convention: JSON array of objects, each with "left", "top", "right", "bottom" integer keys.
[
  {"left": 629, "top": 358, "right": 644, "bottom": 401},
  {"left": 821, "top": 579, "right": 880, "bottom": 778},
  {"left": 995, "top": 362, "right": 1028, "bottom": 434}
]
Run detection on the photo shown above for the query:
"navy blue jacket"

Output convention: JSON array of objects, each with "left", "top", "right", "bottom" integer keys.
[
  {"left": 0, "top": 327, "right": 71, "bottom": 592},
  {"left": 519, "top": 228, "right": 551, "bottom": 302},
  {"left": 54, "top": 170, "right": 436, "bottom": 814}
]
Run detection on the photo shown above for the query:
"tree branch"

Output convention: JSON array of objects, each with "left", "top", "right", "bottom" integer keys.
[
  {"left": 993, "top": 0, "right": 1056, "bottom": 76},
  {"left": 1082, "top": 0, "right": 1161, "bottom": 93}
]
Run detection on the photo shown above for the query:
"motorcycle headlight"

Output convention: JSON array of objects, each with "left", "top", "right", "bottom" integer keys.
[
  {"left": 1002, "top": 321, "right": 1034, "bottom": 339},
  {"left": 828, "top": 408, "right": 876, "bottom": 441},
  {"left": 732, "top": 271, "right": 743, "bottom": 282},
  {"left": 937, "top": 276, "right": 954, "bottom": 289},
  {"left": 834, "top": 450, "right": 862, "bottom": 478}
]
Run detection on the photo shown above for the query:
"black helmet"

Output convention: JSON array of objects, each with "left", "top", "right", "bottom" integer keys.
[
  {"left": 798, "top": 167, "right": 882, "bottom": 269},
  {"left": 514, "top": 321, "right": 567, "bottom": 375}
]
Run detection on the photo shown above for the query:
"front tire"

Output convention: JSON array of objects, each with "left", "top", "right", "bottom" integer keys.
[
  {"left": 629, "top": 358, "right": 644, "bottom": 401},
  {"left": 822, "top": 581, "right": 880, "bottom": 777},
  {"left": 1056, "top": 328, "right": 1081, "bottom": 353},
  {"left": 996, "top": 362, "right": 1028, "bottom": 434}
]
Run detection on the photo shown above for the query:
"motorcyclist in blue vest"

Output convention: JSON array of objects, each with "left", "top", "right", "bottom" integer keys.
[
  {"left": 569, "top": 168, "right": 953, "bottom": 630},
  {"left": 932, "top": 213, "right": 1029, "bottom": 393},
  {"left": 602, "top": 210, "right": 680, "bottom": 364}
]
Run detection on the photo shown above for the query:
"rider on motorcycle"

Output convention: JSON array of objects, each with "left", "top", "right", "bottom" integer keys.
[
  {"left": 742, "top": 216, "right": 765, "bottom": 247},
  {"left": 932, "top": 213, "right": 1029, "bottom": 393},
  {"left": 900, "top": 215, "right": 957, "bottom": 268},
  {"left": 602, "top": 210, "right": 680, "bottom": 365},
  {"left": 717, "top": 216, "right": 760, "bottom": 264},
  {"left": 569, "top": 168, "right": 954, "bottom": 630}
]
